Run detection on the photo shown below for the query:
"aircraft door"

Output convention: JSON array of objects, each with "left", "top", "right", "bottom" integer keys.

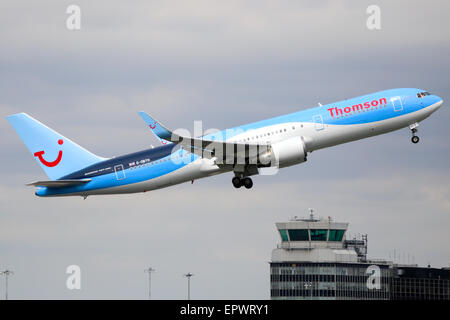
[
  {"left": 313, "top": 114, "right": 324, "bottom": 131},
  {"left": 390, "top": 96, "right": 403, "bottom": 112},
  {"left": 114, "top": 164, "right": 126, "bottom": 180}
]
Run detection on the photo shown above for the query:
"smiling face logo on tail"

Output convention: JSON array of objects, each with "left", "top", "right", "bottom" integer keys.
[{"left": 34, "top": 139, "right": 64, "bottom": 167}]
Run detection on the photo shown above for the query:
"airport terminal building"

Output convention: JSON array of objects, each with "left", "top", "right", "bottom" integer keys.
[{"left": 269, "top": 214, "right": 450, "bottom": 300}]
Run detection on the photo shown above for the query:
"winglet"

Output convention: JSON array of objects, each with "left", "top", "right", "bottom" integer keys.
[{"left": 138, "top": 111, "right": 173, "bottom": 141}]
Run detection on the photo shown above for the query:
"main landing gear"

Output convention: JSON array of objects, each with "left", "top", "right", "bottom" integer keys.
[
  {"left": 232, "top": 176, "right": 253, "bottom": 189},
  {"left": 409, "top": 122, "right": 420, "bottom": 144}
]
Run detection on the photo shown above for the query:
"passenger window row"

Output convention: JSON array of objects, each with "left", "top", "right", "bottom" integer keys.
[
  {"left": 129, "top": 153, "right": 190, "bottom": 170},
  {"left": 236, "top": 126, "right": 300, "bottom": 143}
]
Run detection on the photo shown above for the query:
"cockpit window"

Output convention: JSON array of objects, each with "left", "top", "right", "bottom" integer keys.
[{"left": 417, "top": 92, "right": 431, "bottom": 98}]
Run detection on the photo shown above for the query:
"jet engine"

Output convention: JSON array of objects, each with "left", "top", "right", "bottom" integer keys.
[{"left": 265, "top": 136, "right": 307, "bottom": 168}]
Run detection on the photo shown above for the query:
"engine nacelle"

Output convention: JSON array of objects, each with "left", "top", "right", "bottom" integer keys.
[{"left": 269, "top": 136, "right": 307, "bottom": 168}]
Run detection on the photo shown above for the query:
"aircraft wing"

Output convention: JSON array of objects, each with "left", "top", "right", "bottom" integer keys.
[
  {"left": 137, "top": 111, "right": 272, "bottom": 165},
  {"left": 26, "top": 179, "right": 92, "bottom": 188}
]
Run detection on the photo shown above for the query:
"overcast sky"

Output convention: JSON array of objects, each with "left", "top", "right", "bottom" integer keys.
[{"left": 0, "top": 0, "right": 449, "bottom": 299}]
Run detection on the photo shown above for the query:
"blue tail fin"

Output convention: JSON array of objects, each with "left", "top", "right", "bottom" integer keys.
[{"left": 7, "top": 113, "right": 107, "bottom": 180}]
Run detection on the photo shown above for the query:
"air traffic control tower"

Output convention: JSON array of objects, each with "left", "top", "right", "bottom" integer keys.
[{"left": 270, "top": 211, "right": 450, "bottom": 300}]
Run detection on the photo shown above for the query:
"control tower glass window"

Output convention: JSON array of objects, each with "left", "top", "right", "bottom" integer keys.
[
  {"left": 329, "top": 229, "right": 345, "bottom": 241},
  {"left": 279, "top": 229, "right": 289, "bottom": 242},
  {"left": 288, "top": 229, "right": 309, "bottom": 241},
  {"left": 310, "top": 229, "right": 328, "bottom": 241}
]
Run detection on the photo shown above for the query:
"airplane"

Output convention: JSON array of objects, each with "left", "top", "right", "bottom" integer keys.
[{"left": 6, "top": 88, "right": 443, "bottom": 198}]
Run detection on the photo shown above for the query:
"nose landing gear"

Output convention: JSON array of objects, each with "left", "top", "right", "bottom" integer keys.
[
  {"left": 409, "top": 122, "right": 420, "bottom": 144},
  {"left": 232, "top": 176, "right": 253, "bottom": 189}
]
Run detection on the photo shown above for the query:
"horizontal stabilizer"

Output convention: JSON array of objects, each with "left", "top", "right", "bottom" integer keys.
[{"left": 26, "top": 179, "right": 91, "bottom": 188}]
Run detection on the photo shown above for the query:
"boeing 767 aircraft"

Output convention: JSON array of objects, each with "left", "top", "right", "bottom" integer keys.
[{"left": 7, "top": 88, "right": 443, "bottom": 198}]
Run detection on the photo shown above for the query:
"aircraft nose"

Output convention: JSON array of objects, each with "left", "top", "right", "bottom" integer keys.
[{"left": 434, "top": 96, "right": 444, "bottom": 108}]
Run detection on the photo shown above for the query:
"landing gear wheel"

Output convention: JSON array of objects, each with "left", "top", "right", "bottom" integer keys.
[
  {"left": 410, "top": 126, "right": 419, "bottom": 144},
  {"left": 232, "top": 177, "right": 242, "bottom": 188},
  {"left": 243, "top": 177, "right": 253, "bottom": 189}
]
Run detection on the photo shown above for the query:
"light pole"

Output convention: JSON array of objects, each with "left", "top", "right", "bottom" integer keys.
[
  {"left": 184, "top": 273, "right": 194, "bottom": 300},
  {"left": 0, "top": 270, "right": 14, "bottom": 300},
  {"left": 144, "top": 267, "right": 156, "bottom": 300}
]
